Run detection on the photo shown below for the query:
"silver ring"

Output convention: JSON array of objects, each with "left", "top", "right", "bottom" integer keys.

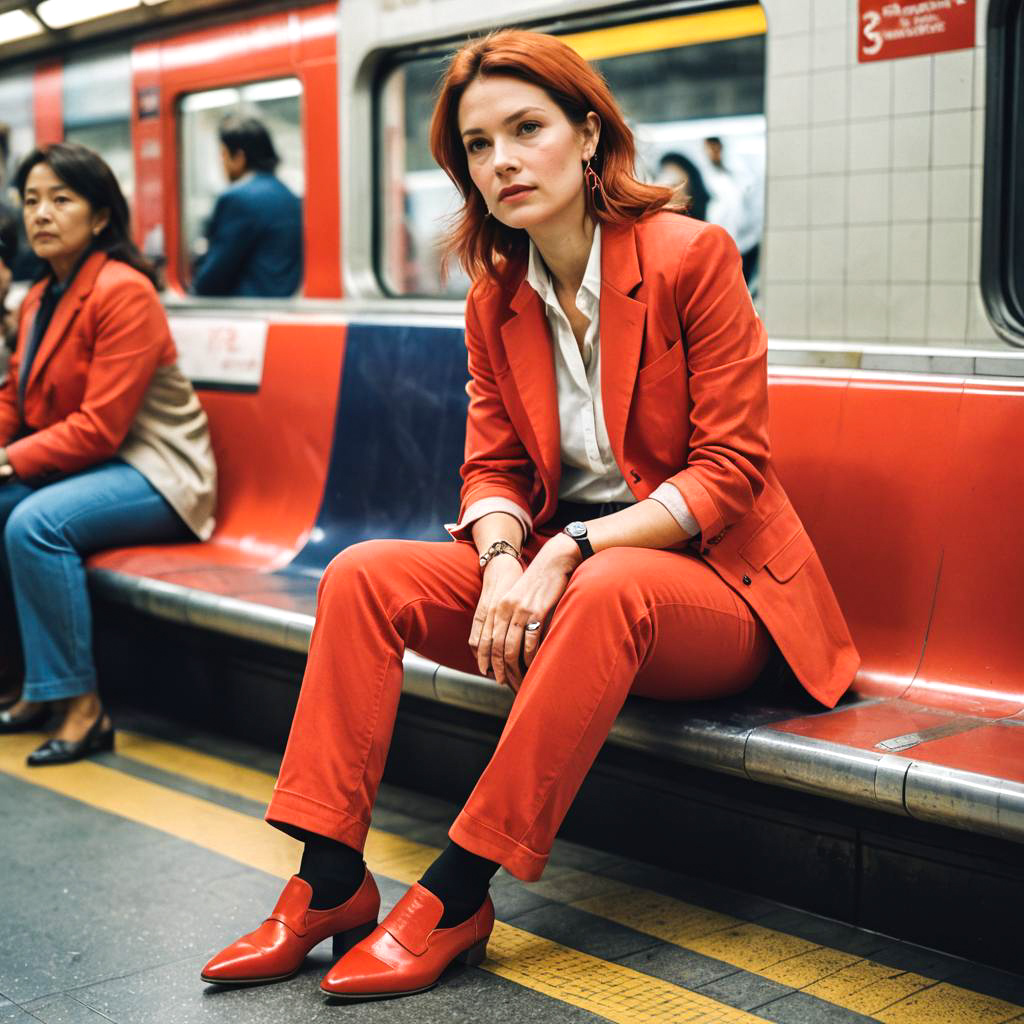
[{"left": 525, "top": 621, "right": 542, "bottom": 632}]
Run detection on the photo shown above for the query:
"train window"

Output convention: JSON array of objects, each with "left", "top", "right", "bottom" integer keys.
[
  {"left": 983, "top": 0, "right": 1024, "bottom": 343},
  {"left": 178, "top": 77, "right": 304, "bottom": 297},
  {"left": 63, "top": 51, "right": 134, "bottom": 207},
  {"left": 378, "top": 4, "right": 766, "bottom": 298}
]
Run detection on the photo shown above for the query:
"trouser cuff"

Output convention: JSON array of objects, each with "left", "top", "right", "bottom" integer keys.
[
  {"left": 450, "top": 811, "right": 548, "bottom": 882},
  {"left": 22, "top": 673, "right": 96, "bottom": 702},
  {"left": 265, "top": 788, "right": 370, "bottom": 851}
]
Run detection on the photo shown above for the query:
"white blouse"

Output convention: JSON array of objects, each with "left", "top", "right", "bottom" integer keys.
[
  {"left": 526, "top": 225, "right": 632, "bottom": 505},
  {"left": 450, "top": 225, "right": 698, "bottom": 541}
]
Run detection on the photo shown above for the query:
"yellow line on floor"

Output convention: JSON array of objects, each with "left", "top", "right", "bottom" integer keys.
[
  {"left": 112, "top": 731, "right": 1024, "bottom": 1024},
  {"left": 0, "top": 734, "right": 765, "bottom": 1024},
  {"left": 113, "top": 731, "right": 436, "bottom": 877},
  {"left": 117, "top": 731, "right": 276, "bottom": 804}
]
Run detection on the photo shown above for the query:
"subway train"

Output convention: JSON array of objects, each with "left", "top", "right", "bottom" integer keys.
[{"left": 1, "top": 0, "right": 1023, "bottom": 1021}]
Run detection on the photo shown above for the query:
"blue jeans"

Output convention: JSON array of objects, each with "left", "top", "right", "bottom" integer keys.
[{"left": 0, "top": 460, "right": 189, "bottom": 701}]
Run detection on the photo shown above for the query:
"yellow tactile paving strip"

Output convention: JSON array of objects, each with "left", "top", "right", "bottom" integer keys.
[
  {"left": 3, "top": 731, "right": 1023, "bottom": 1024},
  {"left": 0, "top": 733, "right": 764, "bottom": 1024}
]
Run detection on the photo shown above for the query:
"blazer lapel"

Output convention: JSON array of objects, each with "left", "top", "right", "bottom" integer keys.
[
  {"left": 24, "top": 251, "right": 107, "bottom": 398},
  {"left": 599, "top": 221, "right": 646, "bottom": 467},
  {"left": 499, "top": 275, "right": 561, "bottom": 491}
]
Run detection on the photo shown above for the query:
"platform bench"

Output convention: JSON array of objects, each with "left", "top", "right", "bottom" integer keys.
[{"left": 88, "top": 318, "right": 1024, "bottom": 848}]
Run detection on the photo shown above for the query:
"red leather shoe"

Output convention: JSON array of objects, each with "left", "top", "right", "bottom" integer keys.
[
  {"left": 201, "top": 871, "right": 380, "bottom": 986},
  {"left": 320, "top": 883, "right": 494, "bottom": 1000}
]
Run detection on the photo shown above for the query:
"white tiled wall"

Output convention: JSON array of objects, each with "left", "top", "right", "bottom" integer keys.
[{"left": 760, "top": 0, "right": 1002, "bottom": 348}]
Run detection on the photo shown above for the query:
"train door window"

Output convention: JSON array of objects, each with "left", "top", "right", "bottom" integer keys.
[
  {"left": 178, "top": 78, "right": 304, "bottom": 297},
  {"left": 377, "top": 4, "right": 766, "bottom": 298},
  {"left": 63, "top": 51, "right": 134, "bottom": 208},
  {"left": 983, "top": 0, "right": 1024, "bottom": 344}
]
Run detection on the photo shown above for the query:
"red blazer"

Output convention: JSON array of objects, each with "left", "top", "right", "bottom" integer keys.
[
  {"left": 0, "top": 251, "right": 175, "bottom": 480},
  {"left": 459, "top": 212, "right": 859, "bottom": 708}
]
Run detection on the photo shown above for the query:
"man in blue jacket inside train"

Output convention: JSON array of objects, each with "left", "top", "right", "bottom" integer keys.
[{"left": 192, "top": 115, "right": 303, "bottom": 298}]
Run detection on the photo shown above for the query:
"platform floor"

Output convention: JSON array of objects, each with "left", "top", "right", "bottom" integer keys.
[{"left": 2, "top": 713, "right": 1023, "bottom": 1024}]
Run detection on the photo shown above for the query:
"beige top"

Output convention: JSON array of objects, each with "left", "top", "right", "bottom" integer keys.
[{"left": 117, "top": 361, "right": 217, "bottom": 540}]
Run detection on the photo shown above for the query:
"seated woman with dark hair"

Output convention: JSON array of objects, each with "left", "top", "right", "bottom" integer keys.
[{"left": 0, "top": 142, "right": 217, "bottom": 766}]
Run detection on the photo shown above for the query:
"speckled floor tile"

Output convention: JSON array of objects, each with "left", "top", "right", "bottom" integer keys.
[
  {"left": 18, "top": 993, "right": 115, "bottom": 1023},
  {"left": 693, "top": 970, "right": 796, "bottom": 1012},
  {"left": 68, "top": 951, "right": 607, "bottom": 1024},
  {"left": 615, "top": 941, "right": 741, "bottom": 990},
  {"left": 0, "top": 996, "right": 41, "bottom": 1023},
  {"left": 752, "top": 990, "right": 878, "bottom": 1024},
  {"left": 0, "top": 776, "right": 289, "bottom": 1005},
  {"left": 499, "top": 902, "right": 660, "bottom": 961}
]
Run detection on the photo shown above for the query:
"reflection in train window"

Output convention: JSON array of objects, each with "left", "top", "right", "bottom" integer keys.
[
  {"left": 64, "top": 51, "right": 134, "bottom": 207},
  {"left": 178, "top": 78, "right": 304, "bottom": 295},
  {"left": 378, "top": 4, "right": 766, "bottom": 298}
]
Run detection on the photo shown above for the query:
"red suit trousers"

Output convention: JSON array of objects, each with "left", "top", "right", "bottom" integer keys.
[{"left": 267, "top": 537, "right": 771, "bottom": 881}]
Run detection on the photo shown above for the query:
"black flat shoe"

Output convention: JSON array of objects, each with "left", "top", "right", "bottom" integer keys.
[
  {"left": 0, "top": 703, "right": 51, "bottom": 734},
  {"left": 26, "top": 713, "right": 114, "bottom": 766}
]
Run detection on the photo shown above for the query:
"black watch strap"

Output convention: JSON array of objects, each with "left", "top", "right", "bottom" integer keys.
[{"left": 562, "top": 521, "right": 594, "bottom": 560}]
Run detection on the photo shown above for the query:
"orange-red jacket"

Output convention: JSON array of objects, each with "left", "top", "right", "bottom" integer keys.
[
  {"left": 459, "top": 212, "right": 859, "bottom": 707},
  {"left": 0, "top": 251, "right": 175, "bottom": 480}
]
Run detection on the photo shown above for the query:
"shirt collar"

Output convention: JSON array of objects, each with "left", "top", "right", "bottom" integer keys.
[
  {"left": 526, "top": 223, "right": 602, "bottom": 312},
  {"left": 44, "top": 244, "right": 95, "bottom": 300}
]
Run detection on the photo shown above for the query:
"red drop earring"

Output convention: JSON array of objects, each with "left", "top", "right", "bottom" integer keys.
[{"left": 583, "top": 158, "right": 607, "bottom": 210}]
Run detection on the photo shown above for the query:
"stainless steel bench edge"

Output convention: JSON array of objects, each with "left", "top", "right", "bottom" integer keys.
[{"left": 89, "top": 569, "right": 1024, "bottom": 844}]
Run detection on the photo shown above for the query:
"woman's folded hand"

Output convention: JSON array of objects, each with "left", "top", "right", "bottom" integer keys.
[{"left": 487, "top": 533, "right": 581, "bottom": 692}]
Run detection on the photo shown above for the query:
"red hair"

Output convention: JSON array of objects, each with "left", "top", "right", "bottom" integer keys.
[{"left": 429, "top": 29, "right": 677, "bottom": 283}]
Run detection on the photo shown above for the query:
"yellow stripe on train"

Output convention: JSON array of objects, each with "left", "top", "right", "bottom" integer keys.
[{"left": 561, "top": 5, "right": 766, "bottom": 62}]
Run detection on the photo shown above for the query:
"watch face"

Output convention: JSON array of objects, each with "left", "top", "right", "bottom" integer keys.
[{"left": 566, "top": 521, "right": 587, "bottom": 538}]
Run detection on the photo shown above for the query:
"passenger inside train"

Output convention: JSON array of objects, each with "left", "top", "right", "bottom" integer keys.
[
  {"left": 656, "top": 150, "right": 710, "bottom": 222},
  {"left": 191, "top": 115, "right": 303, "bottom": 299},
  {"left": 202, "top": 28, "right": 856, "bottom": 1001},
  {"left": 0, "top": 143, "right": 216, "bottom": 765},
  {"left": 702, "top": 136, "right": 761, "bottom": 289}
]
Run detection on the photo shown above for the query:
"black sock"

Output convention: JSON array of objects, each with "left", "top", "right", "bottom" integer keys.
[
  {"left": 418, "top": 842, "right": 499, "bottom": 927},
  {"left": 297, "top": 833, "right": 366, "bottom": 910}
]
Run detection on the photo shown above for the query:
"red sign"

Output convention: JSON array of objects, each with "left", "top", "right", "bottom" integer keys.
[{"left": 858, "top": 0, "right": 975, "bottom": 62}]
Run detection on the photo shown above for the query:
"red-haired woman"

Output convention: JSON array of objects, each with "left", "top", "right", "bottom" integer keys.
[{"left": 204, "top": 30, "right": 858, "bottom": 999}]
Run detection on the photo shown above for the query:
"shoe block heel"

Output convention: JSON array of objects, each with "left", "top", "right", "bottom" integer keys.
[
  {"left": 332, "top": 919, "right": 377, "bottom": 959},
  {"left": 456, "top": 937, "right": 488, "bottom": 967}
]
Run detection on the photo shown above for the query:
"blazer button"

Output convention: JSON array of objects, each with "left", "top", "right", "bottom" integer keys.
[{"left": 742, "top": 575, "right": 752, "bottom": 586}]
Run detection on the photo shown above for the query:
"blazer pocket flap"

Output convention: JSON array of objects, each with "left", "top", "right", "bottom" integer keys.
[
  {"left": 739, "top": 506, "right": 801, "bottom": 570},
  {"left": 636, "top": 338, "right": 683, "bottom": 387},
  {"left": 765, "top": 529, "right": 814, "bottom": 583}
]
